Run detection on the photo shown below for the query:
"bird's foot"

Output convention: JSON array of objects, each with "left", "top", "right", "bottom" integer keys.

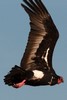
[{"left": 12, "top": 80, "right": 26, "bottom": 88}]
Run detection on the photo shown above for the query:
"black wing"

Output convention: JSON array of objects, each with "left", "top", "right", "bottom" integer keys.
[{"left": 20, "top": 0, "right": 59, "bottom": 70}]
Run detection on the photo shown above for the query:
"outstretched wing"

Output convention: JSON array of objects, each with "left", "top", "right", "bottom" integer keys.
[{"left": 20, "top": 0, "right": 59, "bottom": 70}]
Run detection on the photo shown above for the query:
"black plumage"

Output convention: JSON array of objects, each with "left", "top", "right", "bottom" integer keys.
[{"left": 4, "top": 0, "right": 63, "bottom": 88}]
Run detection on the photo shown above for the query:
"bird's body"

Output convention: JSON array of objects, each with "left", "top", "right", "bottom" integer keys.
[{"left": 4, "top": 0, "right": 63, "bottom": 88}]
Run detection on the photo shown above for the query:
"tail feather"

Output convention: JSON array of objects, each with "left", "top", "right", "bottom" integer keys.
[{"left": 4, "top": 65, "right": 26, "bottom": 86}]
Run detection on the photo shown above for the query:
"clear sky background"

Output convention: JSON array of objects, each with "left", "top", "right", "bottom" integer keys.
[{"left": 0, "top": 0, "right": 67, "bottom": 100}]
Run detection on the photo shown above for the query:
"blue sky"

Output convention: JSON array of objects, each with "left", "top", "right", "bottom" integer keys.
[{"left": 0, "top": 0, "right": 67, "bottom": 100}]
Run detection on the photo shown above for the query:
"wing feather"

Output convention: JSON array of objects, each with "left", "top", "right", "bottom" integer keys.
[{"left": 20, "top": 0, "right": 59, "bottom": 69}]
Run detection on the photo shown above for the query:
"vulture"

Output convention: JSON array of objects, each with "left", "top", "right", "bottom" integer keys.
[{"left": 4, "top": 0, "right": 64, "bottom": 88}]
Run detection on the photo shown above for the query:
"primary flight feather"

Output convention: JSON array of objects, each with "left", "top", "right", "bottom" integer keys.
[{"left": 4, "top": 0, "right": 63, "bottom": 88}]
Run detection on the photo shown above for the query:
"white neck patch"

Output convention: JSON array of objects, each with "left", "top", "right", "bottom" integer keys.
[{"left": 32, "top": 70, "right": 44, "bottom": 79}]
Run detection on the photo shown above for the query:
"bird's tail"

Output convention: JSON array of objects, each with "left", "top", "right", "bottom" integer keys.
[{"left": 4, "top": 65, "right": 27, "bottom": 86}]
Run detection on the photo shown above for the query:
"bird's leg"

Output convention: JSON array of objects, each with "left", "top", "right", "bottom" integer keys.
[{"left": 12, "top": 80, "right": 26, "bottom": 88}]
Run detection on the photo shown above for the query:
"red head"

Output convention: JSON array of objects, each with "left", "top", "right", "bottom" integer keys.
[{"left": 57, "top": 76, "right": 64, "bottom": 84}]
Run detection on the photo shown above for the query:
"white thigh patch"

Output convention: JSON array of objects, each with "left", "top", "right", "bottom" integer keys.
[{"left": 33, "top": 70, "right": 44, "bottom": 79}]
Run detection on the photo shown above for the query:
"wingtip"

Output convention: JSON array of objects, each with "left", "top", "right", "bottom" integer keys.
[{"left": 21, "top": 3, "right": 25, "bottom": 8}]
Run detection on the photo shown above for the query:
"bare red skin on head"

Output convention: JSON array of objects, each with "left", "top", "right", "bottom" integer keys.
[
  {"left": 12, "top": 80, "right": 26, "bottom": 88},
  {"left": 58, "top": 77, "right": 64, "bottom": 84}
]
